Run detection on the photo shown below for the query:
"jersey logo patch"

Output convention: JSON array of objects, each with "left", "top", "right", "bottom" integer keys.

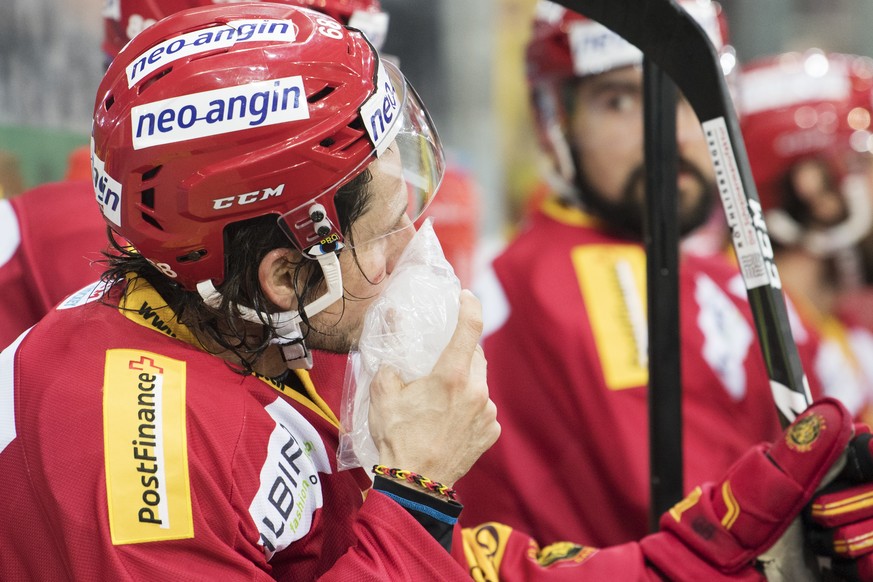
[
  {"left": 57, "top": 280, "right": 109, "bottom": 310},
  {"left": 572, "top": 244, "right": 648, "bottom": 390},
  {"left": 103, "top": 349, "right": 193, "bottom": 544},
  {"left": 462, "top": 522, "right": 512, "bottom": 579},
  {"left": 249, "top": 397, "right": 331, "bottom": 560},
  {"left": 535, "top": 541, "right": 598, "bottom": 568}
]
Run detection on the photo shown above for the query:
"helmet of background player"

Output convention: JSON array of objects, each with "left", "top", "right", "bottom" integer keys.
[
  {"left": 91, "top": 3, "right": 443, "bottom": 292},
  {"left": 739, "top": 51, "right": 873, "bottom": 257},
  {"left": 525, "top": 0, "right": 734, "bottom": 198},
  {"left": 101, "top": 0, "right": 389, "bottom": 60}
]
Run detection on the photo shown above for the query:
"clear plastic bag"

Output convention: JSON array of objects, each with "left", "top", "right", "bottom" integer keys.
[{"left": 337, "top": 219, "right": 461, "bottom": 471}]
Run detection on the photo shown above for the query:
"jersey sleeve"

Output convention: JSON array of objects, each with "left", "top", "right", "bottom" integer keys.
[
  {"left": 319, "top": 491, "right": 471, "bottom": 581},
  {"left": 459, "top": 521, "right": 766, "bottom": 582}
]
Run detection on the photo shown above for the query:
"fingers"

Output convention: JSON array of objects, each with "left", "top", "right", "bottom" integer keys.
[
  {"left": 370, "top": 364, "right": 403, "bottom": 398},
  {"left": 432, "top": 290, "right": 483, "bottom": 382}
]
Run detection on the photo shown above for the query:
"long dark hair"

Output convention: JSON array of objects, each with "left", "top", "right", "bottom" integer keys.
[{"left": 101, "top": 169, "right": 373, "bottom": 373}]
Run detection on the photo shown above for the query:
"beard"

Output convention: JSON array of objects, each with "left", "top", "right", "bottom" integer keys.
[{"left": 576, "top": 158, "right": 716, "bottom": 239}]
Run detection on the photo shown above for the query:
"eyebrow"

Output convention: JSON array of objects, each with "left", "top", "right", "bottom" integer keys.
[{"left": 586, "top": 79, "right": 642, "bottom": 98}]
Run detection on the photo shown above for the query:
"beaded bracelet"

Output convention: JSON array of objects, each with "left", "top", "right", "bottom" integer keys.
[{"left": 372, "top": 465, "right": 458, "bottom": 501}]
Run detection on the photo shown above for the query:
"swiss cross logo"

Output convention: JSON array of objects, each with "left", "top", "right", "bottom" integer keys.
[{"left": 129, "top": 356, "right": 164, "bottom": 375}]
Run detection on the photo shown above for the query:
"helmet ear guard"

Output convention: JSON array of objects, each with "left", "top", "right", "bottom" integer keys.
[
  {"left": 528, "top": 83, "right": 578, "bottom": 201},
  {"left": 196, "top": 249, "right": 343, "bottom": 370}
]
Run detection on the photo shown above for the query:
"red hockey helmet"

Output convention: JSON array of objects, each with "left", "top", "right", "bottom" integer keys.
[
  {"left": 92, "top": 3, "right": 443, "bottom": 290},
  {"left": 525, "top": 0, "right": 733, "bottom": 193},
  {"left": 526, "top": 0, "right": 730, "bottom": 86},
  {"left": 102, "top": 0, "right": 389, "bottom": 58},
  {"left": 739, "top": 51, "right": 873, "bottom": 253}
]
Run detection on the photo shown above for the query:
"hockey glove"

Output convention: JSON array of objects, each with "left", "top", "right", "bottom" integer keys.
[
  {"left": 806, "top": 424, "right": 873, "bottom": 581},
  {"left": 641, "top": 398, "right": 853, "bottom": 580}
]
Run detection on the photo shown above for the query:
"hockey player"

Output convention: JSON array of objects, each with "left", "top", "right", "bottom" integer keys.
[
  {"left": 456, "top": 0, "right": 828, "bottom": 547},
  {"left": 0, "top": 0, "right": 391, "bottom": 351},
  {"left": 739, "top": 50, "right": 873, "bottom": 420},
  {"left": 2, "top": 0, "right": 480, "bottom": 352},
  {"left": 0, "top": 4, "right": 497, "bottom": 578},
  {"left": 5, "top": 4, "right": 873, "bottom": 581}
]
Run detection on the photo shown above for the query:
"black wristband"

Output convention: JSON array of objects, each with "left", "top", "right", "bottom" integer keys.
[{"left": 372, "top": 475, "right": 462, "bottom": 552}]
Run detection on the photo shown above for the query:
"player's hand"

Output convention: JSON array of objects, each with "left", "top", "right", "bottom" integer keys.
[
  {"left": 641, "top": 399, "right": 854, "bottom": 581},
  {"left": 805, "top": 424, "right": 873, "bottom": 581},
  {"left": 367, "top": 289, "right": 500, "bottom": 487}
]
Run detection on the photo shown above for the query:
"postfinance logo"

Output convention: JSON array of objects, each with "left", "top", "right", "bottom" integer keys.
[
  {"left": 131, "top": 76, "right": 310, "bottom": 150},
  {"left": 103, "top": 350, "right": 193, "bottom": 544}
]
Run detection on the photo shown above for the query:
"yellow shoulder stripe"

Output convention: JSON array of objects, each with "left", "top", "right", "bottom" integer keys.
[{"left": 540, "top": 197, "right": 601, "bottom": 228}]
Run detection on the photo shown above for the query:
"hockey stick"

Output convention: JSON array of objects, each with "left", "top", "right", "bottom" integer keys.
[
  {"left": 551, "top": 0, "right": 812, "bottom": 429},
  {"left": 643, "top": 59, "right": 683, "bottom": 524}
]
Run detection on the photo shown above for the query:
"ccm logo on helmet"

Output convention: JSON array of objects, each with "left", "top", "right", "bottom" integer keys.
[
  {"left": 131, "top": 76, "right": 310, "bottom": 150},
  {"left": 213, "top": 185, "right": 285, "bottom": 210},
  {"left": 126, "top": 20, "right": 298, "bottom": 88}
]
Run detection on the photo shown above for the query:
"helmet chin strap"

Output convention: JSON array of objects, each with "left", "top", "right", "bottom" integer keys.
[{"left": 196, "top": 251, "right": 343, "bottom": 370}]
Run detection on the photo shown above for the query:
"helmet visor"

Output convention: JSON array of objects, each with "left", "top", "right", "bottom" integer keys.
[{"left": 278, "top": 59, "right": 444, "bottom": 257}]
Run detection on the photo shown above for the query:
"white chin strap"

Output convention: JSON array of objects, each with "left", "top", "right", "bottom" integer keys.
[{"left": 196, "top": 251, "right": 343, "bottom": 370}]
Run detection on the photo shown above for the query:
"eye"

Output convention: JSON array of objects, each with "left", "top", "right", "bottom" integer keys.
[{"left": 604, "top": 92, "right": 639, "bottom": 114}]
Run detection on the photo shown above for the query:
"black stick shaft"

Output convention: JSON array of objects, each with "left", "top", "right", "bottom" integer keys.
[{"left": 644, "top": 57, "right": 683, "bottom": 529}]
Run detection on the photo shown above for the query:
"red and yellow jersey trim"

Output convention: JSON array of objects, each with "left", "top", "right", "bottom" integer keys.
[
  {"left": 811, "top": 489, "right": 873, "bottom": 520},
  {"left": 540, "top": 197, "right": 602, "bottom": 229},
  {"left": 834, "top": 531, "right": 873, "bottom": 555},
  {"left": 462, "top": 521, "right": 597, "bottom": 579}
]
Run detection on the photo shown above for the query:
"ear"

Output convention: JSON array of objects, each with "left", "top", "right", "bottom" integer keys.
[{"left": 258, "top": 248, "right": 298, "bottom": 311}]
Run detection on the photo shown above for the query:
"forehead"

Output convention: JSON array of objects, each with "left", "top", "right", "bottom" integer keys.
[{"left": 579, "top": 65, "right": 643, "bottom": 91}]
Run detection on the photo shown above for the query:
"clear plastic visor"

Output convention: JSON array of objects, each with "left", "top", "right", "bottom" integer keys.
[{"left": 278, "top": 60, "right": 445, "bottom": 257}]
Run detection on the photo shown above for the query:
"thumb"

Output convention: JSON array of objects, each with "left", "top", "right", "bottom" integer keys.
[{"left": 432, "top": 290, "right": 483, "bottom": 382}]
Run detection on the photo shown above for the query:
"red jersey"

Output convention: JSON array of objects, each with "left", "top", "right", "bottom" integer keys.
[
  {"left": 789, "top": 292, "right": 873, "bottom": 422},
  {"left": 0, "top": 271, "right": 783, "bottom": 580},
  {"left": 457, "top": 198, "right": 800, "bottom": 547},
  {"left": 0, "top": 275, "right": 472, "bottom": 580},
  {"left": 0, "top": 180, "right": 108, "bottom": 349}
]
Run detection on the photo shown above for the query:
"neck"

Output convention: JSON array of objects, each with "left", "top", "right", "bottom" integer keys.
[{"left": 194, "top": 323, "right": 290, "bottom": 378}]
